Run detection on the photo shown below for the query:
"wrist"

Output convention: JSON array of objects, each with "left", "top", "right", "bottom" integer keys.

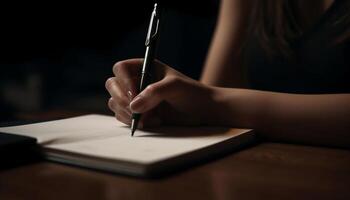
[
  {"left": 210, "top": 87, "right": 269, "bottom": 128},
  {"left": 205, "top": 86, "right": 237, "bottom": 126}
]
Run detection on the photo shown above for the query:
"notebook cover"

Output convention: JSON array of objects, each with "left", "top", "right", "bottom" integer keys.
[{"left": 0, "top": 132, "right": 40, "bottom": 168}]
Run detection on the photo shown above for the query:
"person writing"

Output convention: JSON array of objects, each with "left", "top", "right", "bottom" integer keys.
[{"left": 105, "top": 0, "right": 350, "bottom": 148}]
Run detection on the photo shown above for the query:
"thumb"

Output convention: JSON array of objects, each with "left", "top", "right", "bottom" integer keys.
[{"left": 129, "top": 77, "right": 180, "bottom": 113}]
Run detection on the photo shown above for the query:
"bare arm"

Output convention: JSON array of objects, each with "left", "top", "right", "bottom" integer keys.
[
  {"left": 200, "top": 0, "right": 252, "bottom": 87},
  {"left": 213, "top": 88, "right": 350, "bottom": 148}
]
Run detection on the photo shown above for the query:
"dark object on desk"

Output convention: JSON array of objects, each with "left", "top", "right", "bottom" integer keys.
[{"left": 0, "top": 133, "right": 40, "bottom": 168}]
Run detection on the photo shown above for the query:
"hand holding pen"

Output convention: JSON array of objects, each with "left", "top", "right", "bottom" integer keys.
[{"left": 106, "top": 4, "right": 220, "bottom": 134}]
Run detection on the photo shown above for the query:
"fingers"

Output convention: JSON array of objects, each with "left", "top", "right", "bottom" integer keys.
[
  {"left": 108, "top": 97, "right": 132, "bottom": 115},
  {"left": 108, "top": 97, "right": 161, "bottom": 128},
  {"left": 107, "top": 59, "right": 178, "bottom": 128},
  {"left": 108, "top": 98, "right": 132, "bottom": 125},
  {"left": 111, "top": 59, "right": 172, "bottom": 98},
  {"left": 107, "top": 59, "right": 145, "bottom": 125},
  {"left": 112, "top": 59, "right": 144, "bottom": 98},
  {"left": 106, "top": 79, "right": 133, "bottom": 126},
  {"left": 105, "top": 77, "right": 133, "bottom": 111},
  {"left": 113, "top": 59, "right": 143, "bottom": 76},
  {"left": 130, "top": 76, "right": 182, "bottom": 113}
]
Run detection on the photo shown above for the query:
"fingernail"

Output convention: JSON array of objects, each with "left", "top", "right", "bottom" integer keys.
[
  {"left": 130, "top": 96, "right": 145, "bottom": 113},
  {"left": 108, "top": 98, "right": 115, "bottom": 111},
  {"left": 127, "top": 91, "right": 133, "bottom": 101}
]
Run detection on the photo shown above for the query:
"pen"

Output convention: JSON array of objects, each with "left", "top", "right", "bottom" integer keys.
[{"left": 131, "top": 3, "right": 161, "bottom": 136}]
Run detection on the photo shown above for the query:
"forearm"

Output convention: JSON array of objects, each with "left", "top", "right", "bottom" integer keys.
[{"left": 212, "top": 88, "right": 350, "bottom": 148}]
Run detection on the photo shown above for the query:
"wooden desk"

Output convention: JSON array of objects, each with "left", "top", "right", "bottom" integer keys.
[{"left": 1, "top": 142, "right": 350, "bottom": 200}]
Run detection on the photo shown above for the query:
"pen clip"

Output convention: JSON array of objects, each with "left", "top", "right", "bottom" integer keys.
[{"left": 145, "top": 4, "right": 160, "bottom": 46}]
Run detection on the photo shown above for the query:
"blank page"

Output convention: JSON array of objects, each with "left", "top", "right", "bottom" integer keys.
[{"left": 0, "top": 115, "right": 253, "bottom": 164}]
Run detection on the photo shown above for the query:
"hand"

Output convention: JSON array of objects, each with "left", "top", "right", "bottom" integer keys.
[{"left": 105, "top": 59, "right": 220, "bottom": 128}]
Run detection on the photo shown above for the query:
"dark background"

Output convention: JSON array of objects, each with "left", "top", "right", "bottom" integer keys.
[{"left": 0, "top": 0, "right": 219, "bottom": 121}]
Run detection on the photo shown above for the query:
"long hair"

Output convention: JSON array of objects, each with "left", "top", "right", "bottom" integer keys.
[{"left": 249, "top": 0, "right": 350, "bottom": 58}]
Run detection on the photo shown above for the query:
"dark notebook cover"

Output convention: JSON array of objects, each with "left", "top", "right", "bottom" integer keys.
[{"left": 0, "top": 132, "right": 39, "bottom": 167}]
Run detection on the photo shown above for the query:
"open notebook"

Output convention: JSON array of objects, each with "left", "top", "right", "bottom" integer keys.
[{"left": 0, "top": 115, "right": 255, "bottom": 177}]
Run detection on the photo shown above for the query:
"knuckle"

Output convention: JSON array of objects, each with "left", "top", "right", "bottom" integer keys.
[
  {"left": 145, "top": 84, "right": 161, "bottom": 96},
  {"left": 115, "top": 96, "right": 129, "bottom": 108},
  {"left": 167, "top": 76, "right": 179, "bottom": 83},
  {"left": 105, "top": 77, "right": 115, "bottom": 90},
  {"left": 108, "top": 98, "right": 116, "bottom": 111},
  {"left": 115, "top": 113, "right": 129, "bottom": 125},
  {"left": 145, "top": 84, "right": 156, "bottom": 93},
  {"left": 113, "top": 61, "right": 128, "bottom": 76},
  {"left": 113, "top": 61, "right": 123, "bottom": 75},
  {"left": 115, "top": 113, "right": 122, "bottom": 121},
  {"left": 112, "top": 61, "right": 120, "bottom": 72},
  {"left": 166, "top": 76, "right": 182, "bottom": 88},
  {"left": 109, "top": 98, "right": 129, "bottom": 114}
]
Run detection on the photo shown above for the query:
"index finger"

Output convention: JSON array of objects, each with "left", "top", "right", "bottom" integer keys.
[
  {"left": 113, "top": 59, "right": 145, "bottom": 99},
  {"left": 113, "top": 59, "right": 144, "bottom": 79}
]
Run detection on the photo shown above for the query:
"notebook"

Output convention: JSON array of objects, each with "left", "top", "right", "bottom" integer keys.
[{"left": 0, "top": 114, "right": 255, "bottom": 177}]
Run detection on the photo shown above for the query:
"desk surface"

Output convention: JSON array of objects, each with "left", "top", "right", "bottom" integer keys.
[{"left": 1, "top": 142, "right": 350, "bottom": 200}]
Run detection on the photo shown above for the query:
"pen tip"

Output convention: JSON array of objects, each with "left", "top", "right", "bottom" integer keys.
[{"left": 131, "top": 119, "right": 137, "bottom": 137}]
